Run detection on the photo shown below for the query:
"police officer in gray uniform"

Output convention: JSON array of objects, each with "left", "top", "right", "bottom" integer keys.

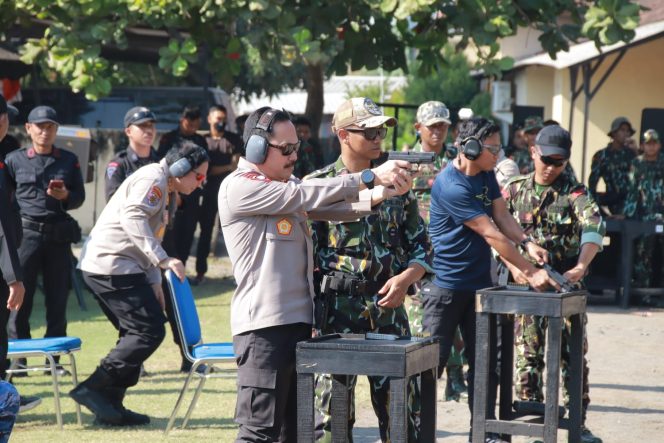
[
  {"left": 71, "top": 143, "right": 209, "bottom": 426},
  {"left": 219, "top": 107, "right": 413, "bottom": 442}
]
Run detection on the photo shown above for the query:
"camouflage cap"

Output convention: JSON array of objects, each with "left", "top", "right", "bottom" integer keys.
[
  {"left": 332, "top": 97, "right": 396, "bottom": 131},
  {"left": 523, "top": 115, "right": 543, "bottom": 133},
  {"left": 416, "top": 101, "right": 451, "bottom": 126},
  {"left": 643, "top": 129, "right": 660, "bottom": 143},
  {"left": 608, "top": 116, "right": 635, "bottom": 136}
]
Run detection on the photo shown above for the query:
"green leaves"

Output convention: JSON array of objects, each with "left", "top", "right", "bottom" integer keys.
[
  {"left": 158, "top": 37, "right": 198, "bottom": 77},
  {"left": 291, "top": 27, "right": 325, "bottom": 65},
  {"left": 7, "top": 0, "right": 643, "bottom": 105},
  {"left": 19, "top": 38, "right": 47, "bottom": 65},
  {"left": 583, "top": 0, "right": 641, "bottom": 47}
]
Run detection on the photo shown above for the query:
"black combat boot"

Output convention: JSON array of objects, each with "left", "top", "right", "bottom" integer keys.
[
  {"left": 69, "top": 366, "right": 123, "bottom": 424},
  {"left": 94, "top": 387, "right": 149, "bottom": 426}
]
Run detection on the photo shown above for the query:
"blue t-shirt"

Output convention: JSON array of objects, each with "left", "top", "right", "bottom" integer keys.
[{"left": 429, "top": 164, "right": 501, "bottom": 291}]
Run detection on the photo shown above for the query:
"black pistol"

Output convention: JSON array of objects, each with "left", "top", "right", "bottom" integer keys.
[
  {"left": 543, "top": 263, "right": 575, "bottom": 292},
  {"left": 387, "top": 151, "right": 435, "bottom": 170}
]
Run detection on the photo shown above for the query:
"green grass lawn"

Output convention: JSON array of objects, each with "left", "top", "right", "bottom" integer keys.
[
  {"left": 11, "top": 272, "right": 241, "bottom": 442},
  {"left": 10, "top": 256, "right": 376, "bottom": 442}
]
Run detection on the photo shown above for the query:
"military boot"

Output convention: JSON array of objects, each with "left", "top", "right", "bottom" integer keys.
[
  {"left": 94, "top": 387, "right": 149, "bottom": 426},
  {"left": 69, "top": 366, "right": 123, "bottom": 425},
  {"left": 444, "top": 364, "right": 468, "bottom": 402}
]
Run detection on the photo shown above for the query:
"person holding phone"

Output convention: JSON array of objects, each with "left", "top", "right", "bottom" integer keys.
[{"left": 4, "top": 106, "right": 85, "bottom": 373}]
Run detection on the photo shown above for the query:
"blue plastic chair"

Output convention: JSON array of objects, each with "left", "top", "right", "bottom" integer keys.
[
  {"left": 164, "top": 270, "right": 236, "bottom": 435},
  {"left": 6, "top": 336, "right": 82, "bottom": 428}
]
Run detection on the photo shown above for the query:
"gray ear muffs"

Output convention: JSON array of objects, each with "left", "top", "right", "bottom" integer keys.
[
  {"left": 245, "top": 109, "right": 279, "bottom": 164},
  {"left": 169, "top": 156, "right": 193, "bottom": 177}
]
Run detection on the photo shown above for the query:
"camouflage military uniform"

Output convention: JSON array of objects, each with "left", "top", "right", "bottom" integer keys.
[
  {"left": 623, "top": 153, "right": 664, "bottom": 288},
  {"left": 511, "top": 148, "right": 533, "bottom": 175},
  {"left": 307, "top": 156, "right": 433, "bottom": 442},
  {"left": 503, "top": 172, "right": 605, "bottom": 422},
  {"left": 588, "top": 145, "right": 636, "bottom": 215},
  {"left": 293, "top": 139, "right": 321, "bottom": 179}
]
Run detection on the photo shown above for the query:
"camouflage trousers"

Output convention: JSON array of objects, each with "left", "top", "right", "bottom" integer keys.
[
  {"left": 409, "top": 291, "right": 466, "bottom": 367},
  {"left": 633, "top": 234, "right": 664, "bottom": 288},
  {"left": 514, "top": 313, "right": 590, "bottom": 419},
  {"left": 315, "top": 293, "right": 420, "bottom": 442}
]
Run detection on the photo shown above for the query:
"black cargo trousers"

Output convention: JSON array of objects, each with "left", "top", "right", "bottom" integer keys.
[
  {"left": 82, "top": 272, "right": 167, "bottom": 387},
  {"left": 232, "top": 322, "right": 311, "bottom": 443}
]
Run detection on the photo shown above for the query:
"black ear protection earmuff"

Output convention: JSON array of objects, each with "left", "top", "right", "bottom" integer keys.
[
  {"left": 460, "top": 136, "right": 482, "bottom": 160},
  {"left": 460, "top": 123, "right": 491, "bottom": 161},
  {"left": 245, "top": 109, "right": 279, "bottom": 164}
]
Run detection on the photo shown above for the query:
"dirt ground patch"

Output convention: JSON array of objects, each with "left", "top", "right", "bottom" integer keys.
[{"left": 351, "top": 305, "right": 664, "bottom": 443}]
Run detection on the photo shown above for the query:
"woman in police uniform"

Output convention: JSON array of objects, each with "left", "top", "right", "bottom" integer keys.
[{"left": 71, "top": 142, "right": 208, "bottom": 426}]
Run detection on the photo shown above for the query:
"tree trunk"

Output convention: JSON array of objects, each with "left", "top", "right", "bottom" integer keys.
[{"left": 304, "top": 63, "right": 324, "bottom": 140}]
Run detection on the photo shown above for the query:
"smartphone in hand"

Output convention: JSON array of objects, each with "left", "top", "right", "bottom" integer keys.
[{"left": 49, "top": 179, "right": 64, "bottom": 189}]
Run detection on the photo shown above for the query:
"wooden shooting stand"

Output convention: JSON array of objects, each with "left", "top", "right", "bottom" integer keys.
[
  {"left": 472, "top": 287, "right": 587, "bottom": 443},
  {"left": 296, "top": 333, "right": 438, "bottom": 443}
]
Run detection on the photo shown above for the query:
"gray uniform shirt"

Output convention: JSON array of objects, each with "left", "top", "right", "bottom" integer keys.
[
  {"left": 80, "top": 159, "right": 172, "bottom": 285},
  {"left": 220, "top": 157, "right": 374, "bottom": 336}
]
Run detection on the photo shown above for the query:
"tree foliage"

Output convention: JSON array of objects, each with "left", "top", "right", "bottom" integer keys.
[{"left": 1, "top": 0, "right": 644, "bottom": 107}]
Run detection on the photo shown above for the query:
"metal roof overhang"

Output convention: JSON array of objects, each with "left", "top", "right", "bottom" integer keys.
[{"left": 512, "top": 20, "right": 664, "bottom": 70}]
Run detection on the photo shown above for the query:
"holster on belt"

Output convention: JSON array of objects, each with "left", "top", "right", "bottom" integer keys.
[{"left": 320, "top": 271, "right": 414, "bottom": 298}]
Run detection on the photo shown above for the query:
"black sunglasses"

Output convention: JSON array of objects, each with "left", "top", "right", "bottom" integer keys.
[
  {"left": 268, "top": 140, "right": 301, "bottom": 155},
  {"left": 539, "top": 155, "right": 567, "bottom": 167},
  {"left": 345, "top": 127, "right": 388, "bottom": 141}
]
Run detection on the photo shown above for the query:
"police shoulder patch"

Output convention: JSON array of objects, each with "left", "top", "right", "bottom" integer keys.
[
  {"left": 106, "top": 162, "right": 119, "bottom": 179},
  {"left": 240, "top": 171, "right": 271, "bottom": 182},
  {"left": 144, "top": 185, "right": 163, "bottom": 207}
]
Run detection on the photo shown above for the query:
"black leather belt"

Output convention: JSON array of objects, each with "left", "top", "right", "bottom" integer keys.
[{"left": 22, "top": 218, "right": 54, "bottom": 233}]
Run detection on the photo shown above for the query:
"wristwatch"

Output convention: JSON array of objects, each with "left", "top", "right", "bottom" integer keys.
[
  {"left": 520, "top": 236, "right": 535, "bottom": 248},
  {"left": 360, "top": 169, "right": 375, "bottom": 189}
]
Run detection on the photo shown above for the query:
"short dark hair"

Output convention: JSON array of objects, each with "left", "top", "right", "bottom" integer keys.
[
  {"left": 243, "top": 107, "right": 292, "bottom": 143},
  {"left": 181, "top": 105, "right": 202, "bottom": 120},
  {"left": 293, "top": 116, "right": 311, "bottom": 128},
  {"left": 456, "top": 117, "right": 500, "bottom": 144},
  {"left": 164, "top": 140, "right": 209, "bottom": 170},
  {"left": 543, "top": 119, "right": 560, "bottom": 127},
  {"left": 209, "top": 104, "right": 227, "bottom": 115}
]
